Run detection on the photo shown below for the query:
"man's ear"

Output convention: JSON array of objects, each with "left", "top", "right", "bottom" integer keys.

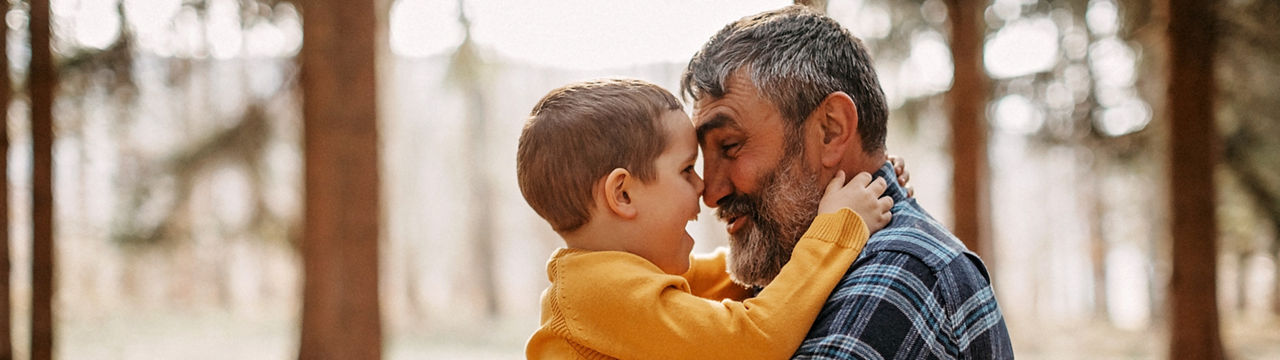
[
  {"left": 816, "top": 92, "right": 860, "bottom": 168},
  {"left": 602, "top": 168, "right": 638, "bottom": 219}
]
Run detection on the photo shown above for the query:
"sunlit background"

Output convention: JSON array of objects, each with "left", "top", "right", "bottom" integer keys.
[{"left": 5, "top": 0, "right": 1278, "bottom": 358}]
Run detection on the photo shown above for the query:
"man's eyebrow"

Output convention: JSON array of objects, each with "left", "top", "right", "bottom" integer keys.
[{"left": 696, "top": 114, "right": 740, "bottom": 144}]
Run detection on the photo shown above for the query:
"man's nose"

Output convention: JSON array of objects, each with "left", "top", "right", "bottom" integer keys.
[{"left": 701, "top": 160, "right": 730, "bottom": 208}]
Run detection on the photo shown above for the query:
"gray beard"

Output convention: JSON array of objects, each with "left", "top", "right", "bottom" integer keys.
[{"left": 718, "top": 152, "right": 824, "bottom": 288}]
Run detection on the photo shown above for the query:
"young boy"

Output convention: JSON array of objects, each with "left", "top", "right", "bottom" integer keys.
[{"left": 518, "top": 78, "right": 894, "bottom": 359}]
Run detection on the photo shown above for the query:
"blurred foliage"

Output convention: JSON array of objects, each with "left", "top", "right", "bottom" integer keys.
[
  {"left": 9, "top": 1, "right": 1276, "bottom": 355},
  {"left": 20, "top": 0, "right": 1280, "bottom": 303},
  {"left": 1219, "top": 0, "right": 1280, "bottom": 245},
  {"left": 851, "top": 0, "right": 1280, "bottom": 318},
  {"left": 31, "top": 0, "right": 301, "bottom": 249}
]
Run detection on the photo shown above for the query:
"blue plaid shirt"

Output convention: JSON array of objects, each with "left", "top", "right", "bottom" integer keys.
[{"left": 793, "top": 162, "right": 1014, "bottom": 359}]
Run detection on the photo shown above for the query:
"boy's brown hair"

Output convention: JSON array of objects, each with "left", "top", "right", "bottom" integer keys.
[{"left": 517, "top": 78, "right": 682, "bottom": 233}]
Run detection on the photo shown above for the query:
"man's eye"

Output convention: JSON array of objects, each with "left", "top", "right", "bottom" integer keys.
[{"left": 721, "top": 142, "right": 741, "bottom": 157}]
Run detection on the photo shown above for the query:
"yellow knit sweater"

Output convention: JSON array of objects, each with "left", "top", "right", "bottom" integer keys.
[{"left": 526, "top": 209, "right": 870, "bottom": 360}]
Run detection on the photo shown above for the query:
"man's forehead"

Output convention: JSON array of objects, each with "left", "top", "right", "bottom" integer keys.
[
  {"left": 690, "top": 97, "right": 715, "bottom": 124},
  {"left": 689, "top": 95, "right": 735, "bottom": 127},
  {"left": 690, "top": 68, "right": 758, "bottom": 121}
]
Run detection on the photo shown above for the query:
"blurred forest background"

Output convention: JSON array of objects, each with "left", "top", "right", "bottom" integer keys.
[{"left": 4, "top": 0, "right": 1278, "bottom": 358}]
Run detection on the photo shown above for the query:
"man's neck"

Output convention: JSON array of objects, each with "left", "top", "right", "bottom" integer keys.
[{"left": 841, "top": 150, "right": 888, "bottom": 176}]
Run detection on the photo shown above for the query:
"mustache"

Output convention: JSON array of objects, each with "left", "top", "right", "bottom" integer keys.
[
  {"left": 714, "top": 163, "right": 791, "bottom": 224},
  {"left": 716, "top": 192, "right": 762, "bottom": 222}
]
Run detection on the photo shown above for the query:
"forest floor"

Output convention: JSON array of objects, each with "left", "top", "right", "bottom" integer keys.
[
  {"left": 1010, "top": 316, "right": 1280, "bottom": 359},
  {"left": 48, "top": 308, "right": 1280, "bottom": 359},
  {"left": 55, "top": 309, "right": 533, "bottom": 359}
]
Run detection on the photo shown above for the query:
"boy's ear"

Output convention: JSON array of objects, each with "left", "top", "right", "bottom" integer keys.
[
  {"left": 602, "top": 168, "right": 638, "bottom": 219},
  {"left": 815, "top": 92, "right": 860, "bottom": 168}
]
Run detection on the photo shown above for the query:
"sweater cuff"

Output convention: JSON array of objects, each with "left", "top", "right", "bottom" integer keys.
[{"left": 802, "top": 208, "right": 870, "bottom": 248}]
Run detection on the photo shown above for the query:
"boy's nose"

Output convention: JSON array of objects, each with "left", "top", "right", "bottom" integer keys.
[{"left": 692, "top": 173, "right": 705, "bottom": 195}]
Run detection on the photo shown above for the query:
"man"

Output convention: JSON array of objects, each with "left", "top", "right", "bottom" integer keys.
[{"left": 681, "top": 5, "right": 1014, "bottom": 358}]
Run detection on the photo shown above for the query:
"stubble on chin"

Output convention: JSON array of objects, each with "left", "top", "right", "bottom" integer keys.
[{"left": 722, "top": 156, "right": 823, "bottom": 288}]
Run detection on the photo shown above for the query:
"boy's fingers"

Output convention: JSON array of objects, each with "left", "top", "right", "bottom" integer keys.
[
  {"left": 867, "top": 177, "right": 888, "bottom": 194},
  {"left": 850, "top": 172, "right": 873, "bottom": 187},
  {"left": 827, "top": 170, "right": 846, "bottom": 192},
  {"left": 877, "top": 196, "right": 894, "bottom": 210},
  {"left": 899, "top": 171, "right": 910, "bottom": 184},
  {"left": 905, "top": 185, "right": 915, "bottom": 198}
]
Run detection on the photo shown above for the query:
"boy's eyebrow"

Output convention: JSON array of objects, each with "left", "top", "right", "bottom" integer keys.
[
  {"left": 685, "top": 150, "right": 698, "bottom": 164},
  {"left": 695, "top": 114, "right": 740, "bottom": 144}
]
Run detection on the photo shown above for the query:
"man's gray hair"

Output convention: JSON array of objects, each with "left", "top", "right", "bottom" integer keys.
[{"left": 680, "top": 5, "right": 888, "bottom": 153}]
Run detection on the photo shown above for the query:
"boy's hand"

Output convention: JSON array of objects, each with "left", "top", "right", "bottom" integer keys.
[
  {"left": 818, "top": 171, "right": 894, "bottom": 232},
  {"left": 889, "top": 155, "right": 914, "bottom": 198}
]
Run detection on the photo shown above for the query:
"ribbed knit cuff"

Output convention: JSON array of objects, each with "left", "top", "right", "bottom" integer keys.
[{"left": 802, "top": 208, "right": 870, "bottom": 248}]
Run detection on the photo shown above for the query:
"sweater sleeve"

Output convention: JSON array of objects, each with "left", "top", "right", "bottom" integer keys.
[
  {"left": 681, "top": 248, "right": 752, "bottom": 302},
  {"left": 559, "top": 209, "right": 870, "bottom": 360}
]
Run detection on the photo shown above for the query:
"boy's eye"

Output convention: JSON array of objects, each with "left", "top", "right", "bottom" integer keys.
[{"left": 683, "top": 165, "right": 695, "bottom": 174}]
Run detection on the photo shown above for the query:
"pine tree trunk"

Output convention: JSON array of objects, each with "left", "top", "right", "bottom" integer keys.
[
  {"left": 0, "top": 0, "right": 11, "bottom": 356},
  {"left": 1273, "top": 243, "right": 1280, "bottom": 315},
  {"left": 946, "top": 0, "right": 990, "bottom": 259},
  {"left": 29, "top": 0, "right": 55, "bottom": 358},
  {"left": 465, "top": 85, "right": 500, "bottom": 318},
  {"left": 1236, "top": 252, "right": 1248, "bottom": 313},
  {"left": 1087, "top": 158, "right": 1109, "bottom": 322},
  {"left": 452, "top": 3, "right": 500, "bottom": 319},
  {"left": 297, "top": 0, "right": 382, "bottom": 358},
  {"left": 1166, "top": 0, "right": 1224, "bottom": 358}
]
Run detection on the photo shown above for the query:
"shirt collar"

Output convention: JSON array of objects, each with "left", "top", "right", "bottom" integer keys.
[{"left": 871, "top": 161, "right": 908, "bottom": 203}]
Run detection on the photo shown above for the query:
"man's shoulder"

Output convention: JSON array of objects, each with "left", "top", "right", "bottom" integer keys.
[
  {"left": 825, "top": 250, "right": 942, "bottom": 310},
  {"left": 822, "top": 248, "right": 995, "bottom": 312},
  {"left": 793, "top": 145, "right": 1014, "bottom": 359},
  {"left": 860, "top": 200, "right": 971, "bottom": 273},
  {"left": 802, "top": 200, "right": 1000, "bottom": 342},
  {"left": 799, "top": 250, "right": 953, "bottom": 358},
  {"left": 831, "top": 199, "right": 997, "bottom": 303},
  {"left": 798, "top": 244, "right": 1008, "bottom": 359}
]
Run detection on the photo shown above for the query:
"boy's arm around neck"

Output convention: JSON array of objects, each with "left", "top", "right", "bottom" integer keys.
[
  {"left": 557, "top": 209, "right": 870, "bottom": 360},
  {"left": 681, "top": 248, "right": 753, "bottom": 302}
]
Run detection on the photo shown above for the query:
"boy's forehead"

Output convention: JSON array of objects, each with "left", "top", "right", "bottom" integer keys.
[
  {"left": 654, "top": 108, "right": 686, "bottom": 126},
  {"left": 660, "top": 111, "right": 695, "bottom": 134},
  {"left": 658, "top": 111, "right": 697, "bottom": 150}
]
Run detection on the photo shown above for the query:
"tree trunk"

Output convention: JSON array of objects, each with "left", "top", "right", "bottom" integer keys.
[
  {"left": 1129, "top": 0, "right": 1172, "bottom": 328},
  {"left": 946, "top": 0, "right": 990, "bottom": 259},
  {"left": 1166, "top": 0, "right": 1224, "bottom": 358},
  {"left": 297, "top": 0, "right": 382, "bottom": 358},
  {"left": 29, "top": 0, "right": 55, "bottom": 358},
  {"left": 0, "top": 0, "right": 11, "bottom": 357},
  {"left": 464, "top": 84, "right": 499, "bottom": 318},
  {"left": 1274, "top": 244, "right": 1280, "bottom": 315},
  {"left": 1086, "top": 157, "right": 1109, "bottom": 322},
  {"left": 450, "top": 2, "right": 500, "bottom": 319},
  {"left": 1236, "top": 252, "right": 1248, "bottom": 313}
]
